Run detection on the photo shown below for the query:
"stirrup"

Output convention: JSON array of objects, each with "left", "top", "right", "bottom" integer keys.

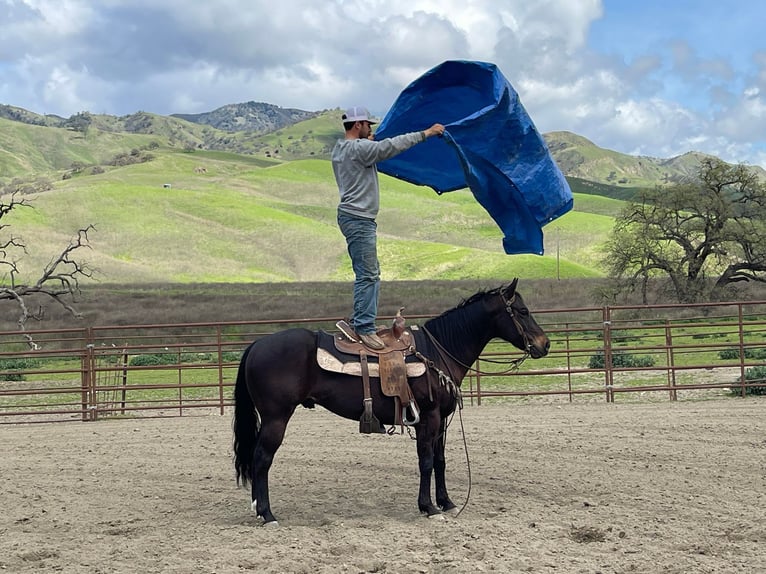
[
  {"left": 402, "top": 399, "right": 420, "bottom": 426},
  {"left": 359, "top": 398, "right": 384, "bottom": 434}
]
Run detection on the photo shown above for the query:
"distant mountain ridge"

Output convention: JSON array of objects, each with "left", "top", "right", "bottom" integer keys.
[
  {"left": 171, "top": 101, "right": 319, "bottom": 133},
  {"left": 0, "top": 101, "right": 319, "bottom": 136},
  {"left": 2, "top": 101, "right": 764, "bottom": 192},
  {"left": 543, "top": 130, "right": 743, "bottom": 188}
]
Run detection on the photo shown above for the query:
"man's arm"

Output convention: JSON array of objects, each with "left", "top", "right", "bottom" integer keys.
[{"left": 357, "top": 123, "right": 445, "bottom": 165}]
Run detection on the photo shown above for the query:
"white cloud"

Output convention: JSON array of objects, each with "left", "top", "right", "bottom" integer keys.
[
  {"left": 1, "top": 0, "right": 766, "bottom": 167},
  {"left": 42, "top": 65, "right": 93, "bottom": 113}
]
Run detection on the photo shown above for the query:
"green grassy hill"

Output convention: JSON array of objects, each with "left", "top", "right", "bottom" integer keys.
[
  {"left": 548, "top": 131, "right": 708, "bottom": 189},
  {"left": 0, "top": 117, "right": 164, "bottom": 176},
  {"left": 3, "top": 107, "right": 675, "bottom": 286},
  {"left": 4, "top": 147, "right": 615, "bottom": 284}
]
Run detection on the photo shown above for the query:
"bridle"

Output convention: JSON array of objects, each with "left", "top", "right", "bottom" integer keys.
[
  {"left": 499, "top": 288, "right": 534, "bottom": 357},
  {"left": 420, "top": 286, "right": 531, "bottom": 378}
]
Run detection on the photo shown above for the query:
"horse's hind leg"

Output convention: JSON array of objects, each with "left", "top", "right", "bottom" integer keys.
[
  {"left": 251, "top": 413, "right": 291, "bottom": 525},
  {"left": 434, "top": 418, "right": 458, "bottom": 515}
]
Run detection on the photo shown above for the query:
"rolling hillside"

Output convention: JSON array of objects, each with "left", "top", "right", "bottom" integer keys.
[
  {"left": 543, "top": 131, "right": 748, "bottom": 188},
  {"left": 4, "top": 100, "right": 757, "bottom": 286},
  {"left": 3, "top": 147, "right": 611, "bottom": 285},
  {"left": 5, "top": 101, "right": 763, "bottom": 190}
]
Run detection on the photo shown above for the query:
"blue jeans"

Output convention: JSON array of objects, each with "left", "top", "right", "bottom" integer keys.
[{"left": 337, "top": 210, "right": 380, "bottom": 335}]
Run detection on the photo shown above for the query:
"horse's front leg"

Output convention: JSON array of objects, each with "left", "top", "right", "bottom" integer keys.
[
  {"left": 434, "top": 417, "right": 458, "bottom": 515},
  {"left": 415, "top": 411, "right": 442, "bottom": 518}
]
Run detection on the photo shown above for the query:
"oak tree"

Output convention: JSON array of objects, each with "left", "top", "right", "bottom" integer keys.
[{"left": 603, "top": 157, "right": 766, "bottom": 303}]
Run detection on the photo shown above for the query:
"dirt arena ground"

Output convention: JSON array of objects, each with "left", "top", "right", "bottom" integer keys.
[{"left": 1, "top": 398, "right": 764, "bottom": 574}]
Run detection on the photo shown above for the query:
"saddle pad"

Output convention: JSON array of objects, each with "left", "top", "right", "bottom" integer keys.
[{"left": 316, "top": 348, "right": 426, "bottom": 378}]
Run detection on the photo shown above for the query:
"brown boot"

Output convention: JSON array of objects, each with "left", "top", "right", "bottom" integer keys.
[
  {"left": 336, "top": 320, "right": 358, "bottom": 342},
  {"left": 359, "top": 332, "right": 385, "bottom": 350}
]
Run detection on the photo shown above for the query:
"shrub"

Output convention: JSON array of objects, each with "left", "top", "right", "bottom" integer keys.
[
  {"left": 128, "top": 351, "right": 241, "bottom": 367},
  {"left": 129, "top": 353, "right": 177, "bottom": 366},
  {"left": 731, "top": 365, "right": 766, "bottom": 396},
  {"left": 107, "top": 150, "right": 155, "bottom": 167},
  {"left": 588, "top": 350, "right": 656, "bottom": 369},
  {"left": 718, "top": 347, "right": 766, "bottom": 360},
  {"left": 0, "top": 358, "right": 42, "bottom": 381}
]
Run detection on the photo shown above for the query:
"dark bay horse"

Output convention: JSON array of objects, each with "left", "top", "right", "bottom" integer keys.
[{"left": 233, "top": 279, "right": 549, "bottom": 525}]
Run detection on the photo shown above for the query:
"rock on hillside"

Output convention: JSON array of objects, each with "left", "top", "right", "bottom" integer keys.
[{"left": 171, "top": 101, "right": 318, "bottom": 133}]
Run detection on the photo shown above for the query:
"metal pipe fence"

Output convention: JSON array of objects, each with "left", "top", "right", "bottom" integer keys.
[{"left": 1, "top": 301, "right": 765, "bottom": 423}]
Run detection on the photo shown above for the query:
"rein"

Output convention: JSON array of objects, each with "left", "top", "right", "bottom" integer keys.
[{"left": 422, "top": 325, "right": 529, "bottom": 376}]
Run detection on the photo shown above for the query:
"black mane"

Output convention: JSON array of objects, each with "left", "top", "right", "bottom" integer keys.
[
  {"left": 455, "top": 286, "right": 504, "bottom": 309},
  {"left": 424, "top": 286, "right": 504, "bottom": 325},
  {"left": 422, "top": 286, "right": 505, "bottom": 347}
]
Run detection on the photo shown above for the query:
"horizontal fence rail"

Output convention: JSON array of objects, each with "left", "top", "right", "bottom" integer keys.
[{"left": 1, "top": 301, "right": 765, "bottom": 423}]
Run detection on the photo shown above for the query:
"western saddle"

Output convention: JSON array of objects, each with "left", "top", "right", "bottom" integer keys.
[{"left": 326, "top": 315, "right": 421, "bottom": 434}]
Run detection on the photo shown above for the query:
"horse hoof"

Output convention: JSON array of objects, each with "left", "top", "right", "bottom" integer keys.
[
  {"left": 262, "top": 520, "right": 280, "bottom": 528},
  {"left": 427, "top": 513, "right": 445, "bottom": 521},
  {"left": 443, "top": 507, "right": 460, "bottom": 516}
]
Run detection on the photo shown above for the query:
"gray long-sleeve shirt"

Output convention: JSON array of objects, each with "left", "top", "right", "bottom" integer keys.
[{"left": 332, "top": 131, "right": 426, "bottom": 219}]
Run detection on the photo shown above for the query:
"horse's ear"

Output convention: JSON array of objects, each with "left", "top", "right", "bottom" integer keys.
[{"left": 506, "top": 278, "right": 519, "bottom": 295}]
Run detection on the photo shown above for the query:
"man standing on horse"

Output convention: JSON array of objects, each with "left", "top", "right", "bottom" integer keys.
[{"left": 332, "top": 106, "right": 445, "bottom": 350}]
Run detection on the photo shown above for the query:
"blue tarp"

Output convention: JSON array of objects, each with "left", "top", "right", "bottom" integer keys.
[{"left": 375, "top": 60, "right": 573, "bottom": 255}]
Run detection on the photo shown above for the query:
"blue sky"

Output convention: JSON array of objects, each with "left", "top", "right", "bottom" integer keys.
[
  {"left": 590, "top": 1, "right": 757, "bottom": 111},
  {"left": 2, "top": 0, "right": 765, "bottom": 167}
]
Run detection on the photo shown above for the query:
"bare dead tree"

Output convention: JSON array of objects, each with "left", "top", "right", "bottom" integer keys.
[{"left": 0, "top": 192, "right": 95, "bottom": 349}]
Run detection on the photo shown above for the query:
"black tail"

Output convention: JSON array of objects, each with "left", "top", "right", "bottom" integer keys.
[{"left": 233, "top": 342, "right": 259, "bottom": 487}]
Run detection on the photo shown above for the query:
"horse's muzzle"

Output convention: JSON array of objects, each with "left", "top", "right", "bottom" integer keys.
[{"left": 529, "top": 337, "right": 550, "bottom": 359}]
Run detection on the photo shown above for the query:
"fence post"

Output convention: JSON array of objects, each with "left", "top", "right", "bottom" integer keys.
[
  {"left": 565, "top": 323, "right": 573, "bottom": 402},
  {"left": 464, "top": 372, "right": 474, "bottom": 406},
  {"left": 475, "top": 358, "right": 482, "bottom": 406},
  {"left": 603, "top": 306, "right": 614, "bottom": 403},
  {"left": 217, "top": 325, "right": 225, "bottom": 415},
  {"left": 177, "top": 347, "right": 183, "bottom": 416},
  {"left": 84, "top": 327, "right": 96, "bottom": 421},
  {"left": 738, "top": 303, "right": 746, "bottom": 398},
  {"left": 120, "top": 348, "right": 128, "bottom": 415},
  {"left": 665, "top": 320, "right": 677, "bottom": 401},
  {"left": 81, "top": 348, "right": 90, "bottom": 422}
]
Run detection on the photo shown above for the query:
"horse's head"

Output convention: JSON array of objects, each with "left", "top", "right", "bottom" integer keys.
[{"left": 494, "top": 279, "right": 550, "bottom": 359}]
